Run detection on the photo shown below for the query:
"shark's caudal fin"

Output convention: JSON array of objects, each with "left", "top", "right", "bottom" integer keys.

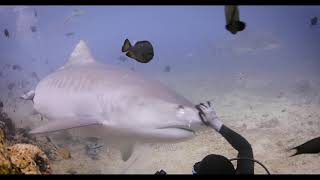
[{"left": 59, "top": 40, "right": 96, "bottom": 70}]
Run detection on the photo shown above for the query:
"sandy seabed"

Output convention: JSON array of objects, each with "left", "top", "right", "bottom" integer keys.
[{"left": 3, "top": 70, "right": 318, "bottom": 174}]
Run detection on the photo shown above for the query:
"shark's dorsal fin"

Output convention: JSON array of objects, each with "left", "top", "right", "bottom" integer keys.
[{"left": 60, "top": 40, "right": 96, "bottom": 69}]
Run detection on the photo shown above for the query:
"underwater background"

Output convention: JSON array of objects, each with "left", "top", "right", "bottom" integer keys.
[{"left": 0, "top": 5, "right": 320, "bottom": 174}]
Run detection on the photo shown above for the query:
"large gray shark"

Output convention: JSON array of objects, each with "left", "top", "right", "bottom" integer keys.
[{"left": 22, "top": 40, "right": 204, "bottom": 161}]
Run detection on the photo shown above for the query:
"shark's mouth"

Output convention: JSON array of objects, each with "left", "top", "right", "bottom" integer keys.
[{"left": 158, "top": 125, "right": 195, "bottom": 133}]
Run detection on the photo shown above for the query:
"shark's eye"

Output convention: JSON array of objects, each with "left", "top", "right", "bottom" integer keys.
[{"left": 176, "top": 105, "right": 185, "bottom": 117}]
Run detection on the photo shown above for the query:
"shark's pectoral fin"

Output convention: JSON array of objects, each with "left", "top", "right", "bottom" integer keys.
[
  {"left": 29, "top": 116, "right": 102, "bottom": 135},
  {"left": 119, "top": 143, "right": 135, "bottom": 161}
]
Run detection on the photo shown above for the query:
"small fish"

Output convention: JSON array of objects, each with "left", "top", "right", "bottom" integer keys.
[
  {"left": 238, "top": 72, "right": 246, "bottom": 80},
  {"left": 30, "top": 26, "right": 37, "bottom": 33},
  {"left": 290, "top": 137, "right": 320, "bottom": 156},
  {"left": 12, "top": 64, "right": 22, "bottom": 71},
  {"left": 65, "top": 32, "right": 75, "bottom": 37},
  {"left": 34, "top": 8, "right": 37, "bottom": 17},
  {"left": 4, "top": 64, "right": 11, "bottom": 69},
  {"left": 64, "top": 9, "right": 86, "bottom": 25},
  {"left": 4, "top": 29, "right": 10, "bottom": 38},
  {"left": 163, "top": 65, "right": 171, "bottom": 72},
  {"left": 310, "top": 16, "right": 318, "bottom": 26},
  {"left": 7, "top": 83, "right": 15, "bottom": 91},
  {"left": 224, "top": 6, "right": 246, "bottom": 35},
  {"left": 121, "top": 39, "right": 154, "bottom": 63}
]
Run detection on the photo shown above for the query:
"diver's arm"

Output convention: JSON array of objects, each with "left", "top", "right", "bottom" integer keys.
[
  {"left": 218, "top": 125, "right": 254, "bottom": 174},
  {"left": 196, "top": 102, "right": 254, "bottom": 174}
]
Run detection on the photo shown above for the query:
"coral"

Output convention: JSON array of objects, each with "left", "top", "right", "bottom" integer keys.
[
  {"left": 8, "top": 127, "right": 35, "bottom": 145},
  {"left": 7, "top": 144, "right": 51, "bottom": 174},
  {"left": 0, "top": 129, "right": 20, "bottom": 174},
  {"left": 55, "top": 147, "right": 71, "bottom": 160},
  {"left": 0, "top": 101, "right": 76, "bottom": 174},
  {"left": 0, "top": 106, "right": 52, "bottom": 174},
  {"left": 85, "top": 137, "right": 102, "bottom": 160},
  {"left": 0, "top": 110, "right": 16, "bottom": 141}
]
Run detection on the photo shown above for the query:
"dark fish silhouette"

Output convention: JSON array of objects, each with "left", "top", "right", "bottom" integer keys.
[
  {"left": 30, "top": 26, "right": 37, "bottom": 33},
  {"left": 310, "top": 16, "right": 318, "bottom": 26},
  {"left": 12, "top": 64, "right": 22, "bottom": 71},
  {"left": 34, "top": 9, "right": 37, "bottom": 17},
  {"left": 163, "top": 65, "right": 171, "bottom": 72},
  {"left": 7, "top": 83, "right": 15, "bottom": 91},
  {"left": 4, "top": 29, "right": 10, "bottom": 38},
  {"left": 65, "top": 32, "right": 75, "bottom": 37},
  {"left": 121, "top": 39, "right": 154, "bottom": 63},
  {"left": 290, "top": 137, "right": 320, "bottom": 157},
  {"left": 224, "top": 6, "right": 246, "bottom": 35}
]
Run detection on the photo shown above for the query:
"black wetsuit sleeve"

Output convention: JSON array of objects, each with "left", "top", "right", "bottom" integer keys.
[{"left": 219, "top": 125, "right": 254, "bottom": 174}]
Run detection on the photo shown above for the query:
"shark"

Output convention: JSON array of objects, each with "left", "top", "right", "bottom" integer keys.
[{"left": 21, "top": 40, "right": 204, "bottom": 161}]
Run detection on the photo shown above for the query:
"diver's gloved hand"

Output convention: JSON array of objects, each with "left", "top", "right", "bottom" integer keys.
[{"left": 195, "top": 101, "right": 223, "bottom": 132}]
